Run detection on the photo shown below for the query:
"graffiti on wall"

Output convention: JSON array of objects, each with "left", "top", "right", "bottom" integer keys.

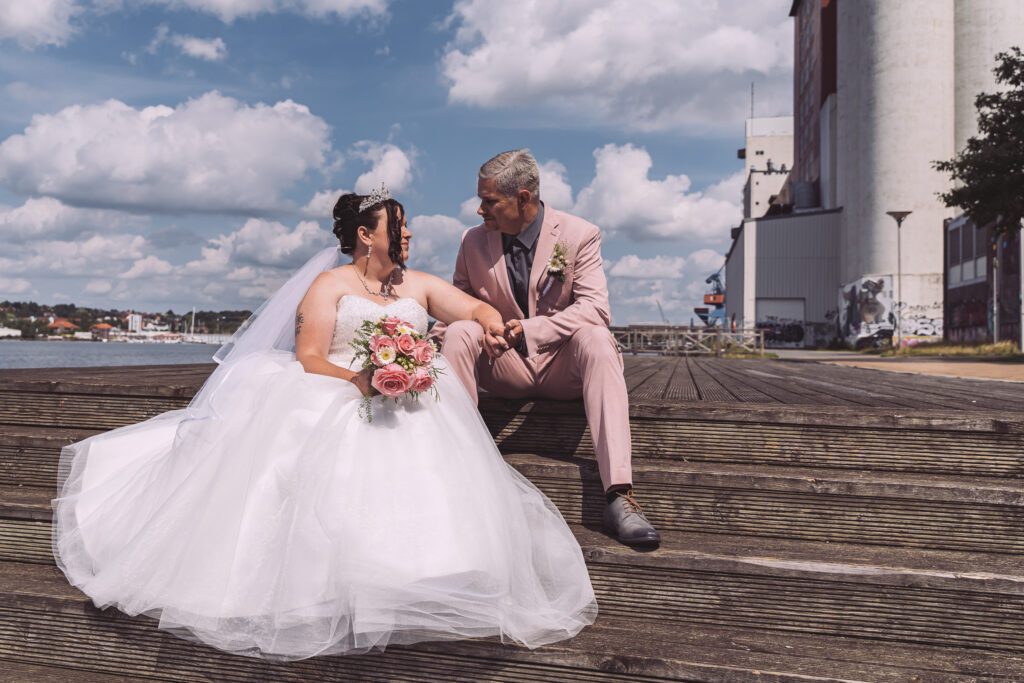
[
  {"left": 838, "top": 276, "right": 895, "bottom": 347},
  {"left": 756, "top": 316, "right": 805, "bottom": 348},
  {"left": 756, "top": 316, "right": 836, "bottom": 349},
  {"left": 899, "top": 303, "right": 944, "bottom": 345}
]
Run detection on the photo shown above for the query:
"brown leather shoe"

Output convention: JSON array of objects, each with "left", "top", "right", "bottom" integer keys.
[{"left": 603, "top": 490, "right": 661, "bottom": 547}]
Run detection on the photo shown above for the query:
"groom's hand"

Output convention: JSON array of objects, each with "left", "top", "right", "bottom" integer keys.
[
  {"left": 483, "top": 322, "right": 509, "bottom": 359},
  {"left": 503, "top": 319, "right": 525, "bottom": 353}
]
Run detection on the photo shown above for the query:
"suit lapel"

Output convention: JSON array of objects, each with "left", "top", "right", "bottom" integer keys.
[
  {"left": 527, "top": 209, "right": 561, "bottom": 318},
  {"left": 486, "top": 228, "right": 525, "bottom": 318}
]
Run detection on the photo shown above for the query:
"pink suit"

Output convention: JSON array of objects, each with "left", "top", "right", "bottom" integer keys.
[{"left": 434, "top": 207, "right": 632, "bottom": 489}]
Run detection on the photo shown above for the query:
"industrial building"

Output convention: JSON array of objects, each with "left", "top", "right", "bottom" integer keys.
[{"left": 725, "top": 0, "right": 1024, "bottom": 348}]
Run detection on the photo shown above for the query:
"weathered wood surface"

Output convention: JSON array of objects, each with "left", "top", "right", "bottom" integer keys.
[
  {"left": 2, "top": 560, "right": 1024, "bottom": 682},
  {"left": 3, "top": 356, "right": 1023, "bottom": 409},
  {"left": 1, "top": 359, "right": 1023, "bottom": 680}
]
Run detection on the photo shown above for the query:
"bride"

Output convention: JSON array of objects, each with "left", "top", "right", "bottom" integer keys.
[{"left": 52, "top": 188, "right": 598, "bottom": 661}]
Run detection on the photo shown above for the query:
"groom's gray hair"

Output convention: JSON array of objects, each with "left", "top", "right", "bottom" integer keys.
[{"left": 479, "top": 149, "right": 540, "bottom": 199}]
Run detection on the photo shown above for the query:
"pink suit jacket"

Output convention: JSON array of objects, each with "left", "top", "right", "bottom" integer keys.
[{"left": 437, "top": 207, "right": 612, "bottom": 358}]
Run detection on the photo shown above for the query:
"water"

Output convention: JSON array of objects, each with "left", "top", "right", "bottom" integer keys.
[{"left": 0, "top": 340, "right": 221, "bottom": 369}]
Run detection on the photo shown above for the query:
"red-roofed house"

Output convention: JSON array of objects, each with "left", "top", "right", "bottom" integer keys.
[
  {"left": 47, "top": 318, "right": 80, "bottom": 334},
  {"left": 91, "top": 322, "right": 114, "bottom": 340}
]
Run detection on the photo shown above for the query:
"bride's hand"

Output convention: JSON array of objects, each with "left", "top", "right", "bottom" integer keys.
[
  {"left": 348, "top": 367, "right": 377, "bottom": 397},
  {"left": 483, "top": 322, "right": 509, "bottom": 359}
]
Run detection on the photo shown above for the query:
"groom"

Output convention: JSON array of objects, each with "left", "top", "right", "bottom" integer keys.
[{"left": 435, "top": 149, "right": 660, "bottom": 547}]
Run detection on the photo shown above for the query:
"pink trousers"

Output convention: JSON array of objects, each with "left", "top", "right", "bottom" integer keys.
[{"left": 440, "top": 321, "right": 633, "bottom": 490}]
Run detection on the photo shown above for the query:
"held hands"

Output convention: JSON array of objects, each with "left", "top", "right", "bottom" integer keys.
[
  {"left": 503, "top": 319, "right": 524, "bottom": 352},
  {"left": 483, "top": 322, "right": 509, "bottom": 359}
]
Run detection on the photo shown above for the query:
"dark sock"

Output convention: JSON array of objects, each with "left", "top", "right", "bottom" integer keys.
[{"left": 605, "top": 485, "right": 632, "bottom": 504}]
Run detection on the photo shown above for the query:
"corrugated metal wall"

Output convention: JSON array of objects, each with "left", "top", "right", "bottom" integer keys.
[
  {"left": 725, "top": 231, "right": 745, "bottom": 326},
  {"left": 754, "top": 210, "right": 842, "bottom": 323}
]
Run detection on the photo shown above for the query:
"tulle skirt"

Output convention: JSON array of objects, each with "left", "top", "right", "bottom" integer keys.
[{"left": 52, "top": 352, "right": 597, "bottom": 660}]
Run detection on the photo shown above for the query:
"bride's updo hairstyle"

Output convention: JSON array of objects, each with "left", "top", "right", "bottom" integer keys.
[{"left": 332, "top": 193, "right": 406, "bottom": 266}]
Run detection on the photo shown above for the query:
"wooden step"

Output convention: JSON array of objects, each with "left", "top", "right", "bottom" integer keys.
[
  {"left": 484, "top": 398, "right": 1024, "bottom": 478},
  {"left": 0, "top": 391, "right": 189, "bottom": 431},
  {"left": 6, "top": 422, "right": 1022, "bottom": 554},
  {"left": 4, "top": 487, "right": 1023, "bottom": 654},
  {"left": 0, "top": 426, "right": 99, "bottom": 488},
  {"left": 0, "top": 660, "right": 131, "bottom": 682},
  {"left": 4, "top": 422, "right": 1023, "bottom": 554},
  {"left": 508, "top": 454, "right": 1024, "bottom": 554},
  {"left": 1, "top": 561, "right": 1022, "bottom": 682},
  {"left": 3, "top": 394, "right": 1023, "bottom": 480}
]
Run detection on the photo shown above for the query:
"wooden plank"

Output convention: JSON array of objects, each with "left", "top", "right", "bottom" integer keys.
[
  {"left": 692, "top": 358, "right": 776, "bottom": 403},
  {"left": 828, "top": 364, "right": 1024, "bottom": 411},
  {"left": 777, "top": 362, "right": 1005, "bottom": 412},
  {"left": 684, "top": 357, "right": 736, "bottom": 402},
  {"left": 778, "top": 362, "right": 1011, "bottom": 411},
  {"left": 659, "top": 358, "right": 700, "bottom": 402},
  {"left": 708, "top": 359, "right": 850, "bottom": 406},
  {"left": 628, "top": 357, "right": 678, "bottom": 400},
  {"left": 732, "top": 360, "right": 917, "bottom": 408}
]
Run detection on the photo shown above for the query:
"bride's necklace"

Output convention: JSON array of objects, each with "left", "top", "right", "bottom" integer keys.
[{"left": 353, "top": 266, "right": 397, "bottom": 300}]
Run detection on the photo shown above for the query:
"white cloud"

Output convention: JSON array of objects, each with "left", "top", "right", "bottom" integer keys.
[
  {"left": 407, "top": 213, "right": 469, "bottom": 277},
  {"left": 0, "top": 197, "right": 146, "bottom": 243},
  {"left": 0, "top": 233, "right": 147, "bottom": 277},
  {"left": 351, "top": 142, "right": 415, "bottom": 195},
  {"left": 122, "top": 255, "right": 174, "bottom": 279},
  {"left": 442, "top": 0, "right": 792, "bottom": 132},
  {"left": 85, "top": 279, "right": 113, "bottom": 294},
  {"left": 686, "top": 248, "right": 726, "bottom": 275},
  {"left": 96, "top": 0, "right": 388, "bottom": 23},
  {"left": 609, "top": 255, "right": 687, "bottom": 280},
  {"left": 184, "top": 218, "right": 332, "bottom": 275},
  {"left": 0, "top": 277, "right": 32, "bottom": 296},
  {"left": 538, "top": 159, "right": 573, "bottom": 210},
  {"left": 172, "top": 34, "right": 227, "bottom": 61},
  {"left": 302, "top": 188, "right": 351, "bottom": 219},
  {"left": 572, "top": 144, "right": 741, "bottom": 241},
  {"left": 606, "top": 249, "right": 726, "bottom": 324},
  {"left": 0, "top": 0, "right": 79, "bottom": 49},
  {"left": 458, "top": 196, "right": 480, "bottom": 224},
  {"left": 0, "top": 91, "right": 331, "bottom": 214}
]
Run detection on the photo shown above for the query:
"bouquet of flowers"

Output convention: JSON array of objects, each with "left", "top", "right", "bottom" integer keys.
[{"left": 350, "top": 315, "right": 442, "bottom": 422}]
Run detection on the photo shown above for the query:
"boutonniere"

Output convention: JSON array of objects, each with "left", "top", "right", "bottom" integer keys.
[
  {"left": 540, "top": 241, "right": 570, "bottom": 297},
  {"left": 547, "top": 241, "right": 569, "bottom": 283}
]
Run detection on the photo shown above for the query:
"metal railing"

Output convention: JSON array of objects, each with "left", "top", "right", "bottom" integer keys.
[{"left": 610, "top": 325, "right": 765, "bottom": 356}]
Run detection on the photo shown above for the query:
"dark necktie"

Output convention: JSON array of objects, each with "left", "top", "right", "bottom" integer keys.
[{"left": 508, "top": 238, "right": 530, "bottom": 316}]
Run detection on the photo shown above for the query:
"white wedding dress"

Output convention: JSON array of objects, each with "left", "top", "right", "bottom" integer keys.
[{"left": 52, "top": 295, "right": 597, "bottom": 661}]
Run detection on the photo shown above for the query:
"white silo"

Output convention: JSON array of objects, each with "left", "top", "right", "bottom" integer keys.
[
  {"left": 836, "top": 0, "right": 955, "bottom": 335},
  {"left": 954, "top": 0, "right": 1024, "bottom": 154}
]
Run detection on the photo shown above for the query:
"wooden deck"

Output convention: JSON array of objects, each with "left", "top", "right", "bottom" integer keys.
[
  {"left": 0, "top": 357, "right": 1023, "bottom": 681},
  {"left": 2, "top": 355, "right": 1021, "bottom": 411}
]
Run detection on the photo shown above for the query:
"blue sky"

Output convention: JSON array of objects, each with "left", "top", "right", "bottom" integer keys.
[{"left": 0, "top": 0, "right": 792, "bottom": 323}]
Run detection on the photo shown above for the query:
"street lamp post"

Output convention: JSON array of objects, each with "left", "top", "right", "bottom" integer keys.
[{"left": 886, "top": 211, "right": 912, "bottom": 349}]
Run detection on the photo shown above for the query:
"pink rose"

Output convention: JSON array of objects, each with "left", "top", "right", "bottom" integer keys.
[
  {"left": 411, "top": 340, "right": 434, "bottom": 365},
  {"left": 410, "top": 367, "right": 434, "bottom": 393},
  {"left": 371, "top": 337, "right": 397, "bottom": 367},
  {"left": 372, "top": 363, "right": 412, "bottom": 397},
  {"left": 395, "top": 333, "right": 416, "bottom": 355},
  {"left": 381, "top": 317, "right": 402, "bottom": 335},
  {"left": 368, "top": 334, "right": 382, "bottom": 352}
]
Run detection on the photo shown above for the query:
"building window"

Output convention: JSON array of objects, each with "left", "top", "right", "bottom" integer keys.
[{"left": 947, "top": 221, "right": 987, "bottom": 288}]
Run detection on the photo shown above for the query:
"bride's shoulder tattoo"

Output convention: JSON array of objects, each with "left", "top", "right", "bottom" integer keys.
[{"left": 295, "top": 311, "right": 304, "bottom": 337}]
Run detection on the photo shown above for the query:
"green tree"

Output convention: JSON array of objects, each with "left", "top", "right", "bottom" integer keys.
[{"left": 935, "top": 47, "right": 1024, "bottom": 235}]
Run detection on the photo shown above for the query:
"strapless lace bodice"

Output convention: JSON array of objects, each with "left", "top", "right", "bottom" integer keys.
[{"left": 327, "top": 295, "right": 429, "bottom": 368}]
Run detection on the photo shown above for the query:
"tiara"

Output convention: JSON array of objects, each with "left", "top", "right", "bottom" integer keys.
[{"left": 358, "top": 183, "right": 391, "bottom": 212}]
